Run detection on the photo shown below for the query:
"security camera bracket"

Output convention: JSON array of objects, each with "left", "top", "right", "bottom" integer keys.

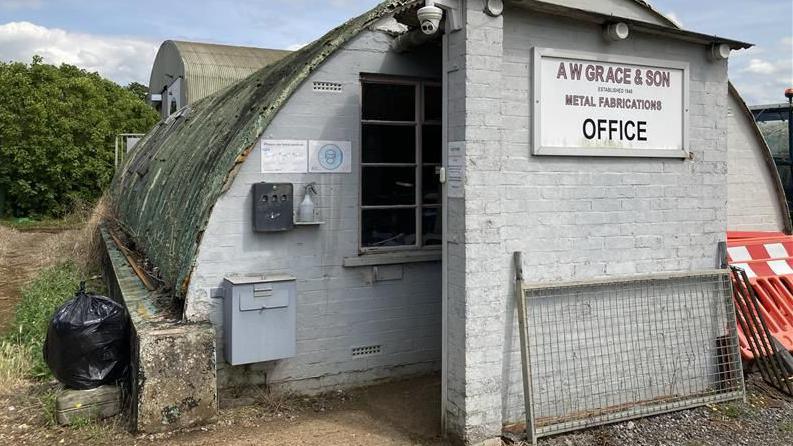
[{"left": 425, "top": 0, "right": 462, "bottom": 32}]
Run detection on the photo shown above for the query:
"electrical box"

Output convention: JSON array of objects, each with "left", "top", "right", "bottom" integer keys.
[
  {"left": 252, "top": 183, "right": 294, "bottom": 232},
  {"left": 223, "top": 274, "right": 297, "bottom": 365}
]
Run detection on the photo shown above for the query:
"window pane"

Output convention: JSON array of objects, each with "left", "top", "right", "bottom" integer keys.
[
  {"left": 422, "top": 125, "right": 441, "bottom": 164},
  {"left": 362, "top": 208, "right": 417, "bottom": 247},
  {"left": 422, "top": 166, "right": 440, "bottom": 204},
  {"left": 362, "top": 124, "right": 416, "bottom": 163},
  {"left": 422, "top": 207, "right": 442, "bottom": 246},
  {"left": 363, "top": 83, "right": 415, "bottom": 121},
  {"left": 424, "top": 85, "right": 442, "bottom": 121},
  {"left": 362, "top": 167, "right": 416, "bottom": 206}
]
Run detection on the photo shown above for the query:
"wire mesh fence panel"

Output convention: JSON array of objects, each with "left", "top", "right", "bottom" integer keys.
[{"left": 519, "top": 270, "right": 744, "bottom": 439}]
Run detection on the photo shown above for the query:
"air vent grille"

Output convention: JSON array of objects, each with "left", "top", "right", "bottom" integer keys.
[
  {"left": 351, "top": 344, "right": 382, "bottom": 358},
  {"left": 313, "top": 81, "right": 343, "bottom": 93}
]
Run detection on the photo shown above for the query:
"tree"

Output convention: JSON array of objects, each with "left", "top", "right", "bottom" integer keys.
[
  {"left": 0, "top": 57, "right": 160, "bottom": 217},
  {"left": 125, "top": 81, "right": 150, "bottom": 102}
]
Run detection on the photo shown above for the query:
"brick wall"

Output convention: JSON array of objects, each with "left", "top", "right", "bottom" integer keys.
[
  {"left": 186, "top": 30, "right": 444, "bottom": 392},
  {"left": 726, "top": 89, "right": 787, "bottom": 232},
  {"left": 447, "top": 4, "right": 730, "bottom": 443}
]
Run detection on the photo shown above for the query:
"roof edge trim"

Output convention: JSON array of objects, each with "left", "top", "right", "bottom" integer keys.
[{"left": 508, "top": 0, "right": 752, "bottom": 49}]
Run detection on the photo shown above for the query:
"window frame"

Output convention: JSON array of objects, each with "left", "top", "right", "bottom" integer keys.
[{"left": 358, "top": 74, "right": 442, "bottom": 254}]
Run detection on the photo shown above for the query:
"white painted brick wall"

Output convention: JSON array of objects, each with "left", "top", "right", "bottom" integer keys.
[
  {"left": 448, "top": 5, "right": 731, "bottom": 444},
  {"left": 186, "top": 30, "right": 444, "bottom": 392},
  {"left": 726, "top": 90, "right": 787, "bottom": 232}
]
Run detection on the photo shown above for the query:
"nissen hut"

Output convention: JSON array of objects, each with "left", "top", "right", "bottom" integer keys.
[{"left": 105, "top": 0, "right": 789, "bottom": 443}]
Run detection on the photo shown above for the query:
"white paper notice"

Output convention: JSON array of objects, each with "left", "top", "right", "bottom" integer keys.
[
  {"left": 309, "top": 140, "right": 352, "bottom": 173},
  {"left": 261, "top": 140, "right": 308, "bottom": 173},
  {"left": 447, "top": 141, "right": 465, "bottom": 198}
]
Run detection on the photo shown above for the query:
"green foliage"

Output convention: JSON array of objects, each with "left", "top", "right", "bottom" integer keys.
[
  {"left": 4, "top": 262, "right": 81, "bottom": 378},
  {"left": 125, "top": 81, "right": 150, "bottom": 102},
  {"left": 0, "top": 57, "right": 159, "bottom": 217}
]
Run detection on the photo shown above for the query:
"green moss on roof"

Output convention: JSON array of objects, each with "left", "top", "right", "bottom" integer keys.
[{"left": 112, "top": 0, "right": 422, "bottom": 297}]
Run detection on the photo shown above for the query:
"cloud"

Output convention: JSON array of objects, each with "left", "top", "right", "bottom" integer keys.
[
  {"left": 728, "top": 30, "right": 793, "bottom": 105},
  {"left": 743, "top": 58, "right": 778, "bottom": 75},
  {"left": 664, "top": 11, "right": 684, "bottom": 28},
  {"left": 0, "top": 21, "right": 158, "bottom": 86}
]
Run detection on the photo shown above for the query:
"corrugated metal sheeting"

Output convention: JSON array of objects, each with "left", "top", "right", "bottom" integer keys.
[
  {"left": 149, "top": 40, "right": 291, "bottom": 107},
  {"left": 117, "top": 0, "right": 426, "bottom": 297}
]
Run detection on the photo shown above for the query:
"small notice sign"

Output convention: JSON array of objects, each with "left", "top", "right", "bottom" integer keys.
[
  {"left": 309, "top": 141, "right": 352, "bottom": 173},
  {"left": 447, "top": 141, "right": 465, "bottom": 198},
  {"left": 261, "top": 140, "right": 308, "bottom": 173}
]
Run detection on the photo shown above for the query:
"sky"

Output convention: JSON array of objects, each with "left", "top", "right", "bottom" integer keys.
[{"left": 0, "top": 0, "right": 790, "bottom": 104}]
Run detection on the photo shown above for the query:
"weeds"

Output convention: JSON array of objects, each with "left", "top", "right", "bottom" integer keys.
[
  {"left": 719, "top": 402, "right": 746, "bottom": 419},
  {"left": 0, "top": 337, "right": 34, "bottom": 388},
  {"left": 37, "top": 386, "right": 59, "bottom": 426},
  {"left": 2, "top": 262, "right": 81, "bottom": 378},
  {"left": 251, "top": 387, "right": 308, "bottom": 415}
]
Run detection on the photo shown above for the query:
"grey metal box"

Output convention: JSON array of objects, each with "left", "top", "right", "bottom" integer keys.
[
  {"left": 252, "top": 183, "right": 294, "bottom": 232},
  {"left": 223, "top": 274, "right": 297, "bottom": 365}
]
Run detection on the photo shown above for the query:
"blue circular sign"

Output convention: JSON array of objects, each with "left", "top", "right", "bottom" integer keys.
[{"left": 318, "top": 144, "right": 344, "bottom": 171}]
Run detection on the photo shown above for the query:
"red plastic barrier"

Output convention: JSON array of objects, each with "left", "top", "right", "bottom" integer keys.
[
  {"left": 728, "top": 233, "right": 793, "bottom": 359},
  {"left": 727, "top": 231, "right": 786, "bottom": 241}
]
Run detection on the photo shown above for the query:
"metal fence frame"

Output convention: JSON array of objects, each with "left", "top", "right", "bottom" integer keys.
[
  {"left": 114, "top": 133, "right": 145, "bottom": 169},
  {"left": 514, "top": 253, "right": 745, "bottom": 444}
]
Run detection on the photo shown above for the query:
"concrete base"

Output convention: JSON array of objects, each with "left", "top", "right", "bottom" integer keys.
[
  {"left": 101, "top": 226, "right": 218, "bottom": 433},
  {"left": 136, "top": 324, "right": 218, "bottom": 432}
]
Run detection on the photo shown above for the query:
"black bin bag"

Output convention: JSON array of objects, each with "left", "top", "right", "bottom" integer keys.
[{"left": 44, "top": 282, "right": 130, "bottom": 390}]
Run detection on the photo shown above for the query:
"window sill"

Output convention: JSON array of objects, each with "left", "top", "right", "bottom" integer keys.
[{"left": 343, "top": 250, "right": 442, "bottom": 267}]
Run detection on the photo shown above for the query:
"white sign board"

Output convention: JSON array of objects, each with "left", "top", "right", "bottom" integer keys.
[
  {"left": 533, "top": 48, "right": 689, "bottom": 158},
  {"left": 309, "top": 141, "right": 352, "bottom": 173},
  {"left": 261, "top": 140, "right": 308, "bottom": 173},
  {"left": 446, "top": 141, "right": 466, "bottom": 198}
]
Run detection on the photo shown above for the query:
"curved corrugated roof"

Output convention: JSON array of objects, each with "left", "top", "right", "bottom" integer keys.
[
  {"left": 114, "top": 0, "right": 424, "bottom": 297},
  {"left": 149, "top": 40, "right": 291, "bottom": 105},
  {"left": 115, "top": 0, "right": 721, "bottom": 298}
]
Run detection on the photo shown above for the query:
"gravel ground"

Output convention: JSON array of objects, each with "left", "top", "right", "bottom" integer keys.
[{"left": 538, "top": 376, "right": 793, "bottom": 446}]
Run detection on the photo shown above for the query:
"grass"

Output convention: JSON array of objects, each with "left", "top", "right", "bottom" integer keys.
[
  {"left": 0, "top": 337, "right": 35, "bottom": 388},
  {"left": 718, "top": 402, "right": 747, "bottom": 419},
  {"left": 0, "top": 198, "right": 99, "bottom": 232},
  {"left": 2, "top": 262, "right": 82, "bottom": 379},
  {"left": 0, "top": 216, "right": 84, "bottom": 232}
]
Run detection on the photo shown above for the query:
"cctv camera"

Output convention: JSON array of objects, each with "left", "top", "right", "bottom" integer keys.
[{"left": 418, "top": 5, "right": 443, "bottom": 35}]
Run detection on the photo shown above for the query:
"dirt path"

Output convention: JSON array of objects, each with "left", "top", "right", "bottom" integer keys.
[
  {"left": 3, "top": 374, "right": 793, "bottom": 446},
  {"left": 0, "top": 376, "right": 445, "bottom": 446},
  {"left": 0, "top": 227, "right": 79, "bottom": 334}
]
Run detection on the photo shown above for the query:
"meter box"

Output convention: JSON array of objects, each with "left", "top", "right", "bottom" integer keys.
[
  {"left": 223, "top": 274, "right": 297, "bottom": 365},
  {"left": 253, "top": 183, "right": 294, "bottom": 232}
]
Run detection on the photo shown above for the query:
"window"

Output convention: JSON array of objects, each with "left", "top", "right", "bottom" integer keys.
[{"left": 360, "top": 78, "right": 442, "bottom": 251}]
